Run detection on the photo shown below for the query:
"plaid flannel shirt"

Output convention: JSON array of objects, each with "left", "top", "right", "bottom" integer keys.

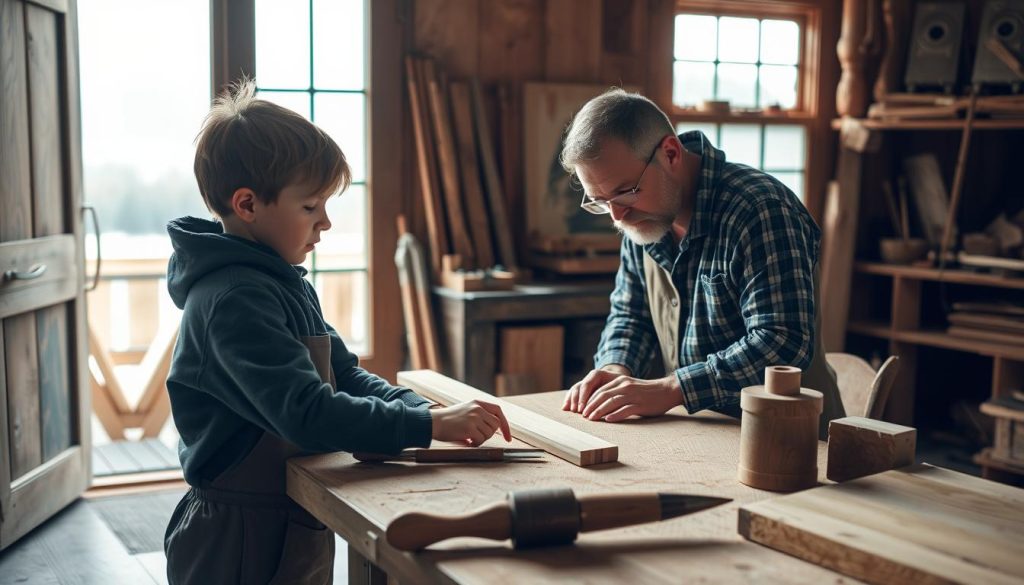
[{"left": 594, "top": 131, "right": 820, "bottom": 414}]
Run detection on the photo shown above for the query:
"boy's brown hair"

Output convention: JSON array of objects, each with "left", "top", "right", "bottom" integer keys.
[{"left": 194, "top": 78, "right": 351, "bottom": 217}]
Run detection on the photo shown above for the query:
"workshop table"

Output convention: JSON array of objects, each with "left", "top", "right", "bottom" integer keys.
[{"left": 287, "top": 391, "right": 842, "bottom": 584}]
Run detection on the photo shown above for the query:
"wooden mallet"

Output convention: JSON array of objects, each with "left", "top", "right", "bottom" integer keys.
[{"left": 386, "top": 487, "right": 730, "bottom": 551}]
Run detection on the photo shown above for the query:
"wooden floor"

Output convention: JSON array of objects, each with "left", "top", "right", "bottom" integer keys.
[
  {"left": 92, "top": 438, "right": 180, "bottom": 477},
  {"left": 0, "top": 490, "right": 350, "bottom": 584}
]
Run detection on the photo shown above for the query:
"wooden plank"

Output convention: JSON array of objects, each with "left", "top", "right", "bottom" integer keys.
[
  {"left": 35, "top": 304, "right": 70, "bottom": 460},
  {"left": 0, "top": 235, "right": 78, "bottom": 319},
  {"left": 599, "top": 0, "right": 648, "bottom": 87},
  {"left": 949, "top": 325, "right": 1024, "bottom": 347},
  {"left": 27, "top": 4, "right": 64, "bottom": 238},
  {"left": 396, "top": 232, "right": 428, "bottom": 369},
  {"left": 404, "top": 56, "right": 449, "bottom": 275},
  {"left": 137, "top": 322, "right": 178, "bottom": 437},
  {"left": 413, "top": 0, "right": 478, "bottom": 77},
  {"left": 471, "top": 79, "right": 518, "bottom": 270},
  {"left": 424, "top": 60, "right": 476, "bottom": 268},
  {"left": 498, "top": 325, "right": 564, "bottom": 393},
  {"left": 0, "top": 321, "right": 10, "bottom": 530},
  {"left": 407, "top": 229, "right": 441, "bottom": 371},
  {"left": 739, "top": 464, "right": 1024, "bottom": 585},
  {"left": 478, "top": 0, "right": 543, "bottom": 83},
  {"left": 5, "top": 313, "right": 42, "bottom": 479},
  {"left": 127, "top": 280, "right": 158, "bottom": 350},
  {"left": 0, "top": 0, "right": 32, "bottom": 244},
  {"left": 820, "top": 172, "right": 859, "bottom": 352},
  {"left": 449, "top": 81, "right": 495, "bottom": 268},
  {"left": 544, "top": 0, "right": 601, "bottom": 81},
  {"left": 87, "top": 324, "right": 131, "bottom": 414},
  {"left": 90, "top": 370, "right": 126, "bottom": 441},
  {"left": 498, "top": 84, "right": 525, "bottom": 264},
  {"left": 396, "top": 369, "right": 617, "bottom": 466}
]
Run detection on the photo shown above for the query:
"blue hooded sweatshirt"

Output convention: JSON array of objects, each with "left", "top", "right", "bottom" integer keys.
[{"left": 165, "top": 216, "right": 433, "bottom": 485}]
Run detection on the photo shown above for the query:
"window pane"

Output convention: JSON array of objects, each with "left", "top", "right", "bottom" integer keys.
[
  {"left": 256, "top": 0, "right": 310, "bottom": 89},
  {"left": 257, "top": 91, "right": 312, "bottom": 119},
  {"left": 317, "top": 184, "right": 367, "bottom": 270},
  {"left": 763, "top": 125, "right": 805, "bottom": 170},
  {"left": 716, "top": 63, "right": 757, "bottom": 108},
  {"left": 761, "top": 20, "right": 800, "bottom": 65},
  {"left": 759, "top": 64, "right": 798, "bottom": 109},
  {"left": 313, "top": 0, "right": 365, "bottom": 90},
  {"left": 78, "top": 0, "right": 211, "bottom": 254},
  {"left": 720, "top": 124, "right": 761, "bottom": 167},
  {"left": 676, "top": 122, "right": 719, "bottom": 147},
  {"left": 717, "top": 17, "right": 759, "bottom": 63},
  {"left": 314, "top": 93, "right": 367, "bottom": 183},
  {"left": 772, "top": 171, "right": 804, "bottom": 201},
  {"left": 315, "top": 271, "right": 368, "bottom": 354},
  {"left": 674, "top": 14, "right": 717, "bottom": 61},
  {"left": 673, "top": 61, "right": 715, "bottom": 107}
]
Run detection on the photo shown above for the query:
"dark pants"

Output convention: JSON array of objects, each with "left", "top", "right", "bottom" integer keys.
[{"left": 165, "top": 487, "right": 334, "bottom": 585}]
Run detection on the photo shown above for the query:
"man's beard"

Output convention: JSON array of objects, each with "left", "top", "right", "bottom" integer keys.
[
  {"left": 614, "top": 213, "right": 672, "bottom": 245},
  {"left": 613, "top": 176, "right": 678, "bottom": 245}
]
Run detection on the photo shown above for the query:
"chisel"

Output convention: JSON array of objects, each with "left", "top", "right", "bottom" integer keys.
[{"left": 353, "top": 447, "right": 544, "bottom": 463}]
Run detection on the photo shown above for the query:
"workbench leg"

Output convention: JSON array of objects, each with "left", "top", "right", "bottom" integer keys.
[{"left": 347, "top": 546, "right": 388, "bottom": 585}]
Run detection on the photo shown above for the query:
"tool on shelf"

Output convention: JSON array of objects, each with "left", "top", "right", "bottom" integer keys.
[
  {"left": 353, "top": 447, "right": 544, "bottom": 463},
  {"left": 386, "top": 487, "right": 731, "bottom": 551}
]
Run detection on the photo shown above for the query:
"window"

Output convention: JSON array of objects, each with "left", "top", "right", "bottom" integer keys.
[
  {"left": 78, "top": 0, "right": 211, "bottom": 351},
  {"left": 677, "top": 123, "right": 806, "bottom": 199},
  {"left": 672, "top": 3, "right": 818, "bottom": 202},
  {"left": 674, "top": 15, "right": 800, "bottom": 110},
  {"left": 254, "top": 0, "right": 370, "bottom": 354}
]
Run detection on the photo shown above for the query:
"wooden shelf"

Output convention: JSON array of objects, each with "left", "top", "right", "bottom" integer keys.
[
  {"left": 847, "top": 321, "right": 1024, "bottom": 361},
  {"left": 974, "top": 448, "right": 1024, "bottom": 477},
  {"left": 854, "top": 262, "right": 1024, "bottom": 290},
  {"left": 831, "top": 118, "right": 1024, "bottom": 131}
]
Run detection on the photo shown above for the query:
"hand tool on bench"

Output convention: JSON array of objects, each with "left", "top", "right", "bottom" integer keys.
[
  {"left": 353, "top": 447, "right": 544, "bottom": 463},
  {"left": 386, "top": 487, "right": 731, "bottom": 551}
]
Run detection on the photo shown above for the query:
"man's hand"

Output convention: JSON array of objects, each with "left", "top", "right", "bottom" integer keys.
[
  {"left": 430, "top": 400, "right": 512, "bottom": 446},
  {"left": 563, "top": 365, "right": 632, "bottom": 413},
  {"left": 567, "top": 371, "right": 684, "bottom": 422}
]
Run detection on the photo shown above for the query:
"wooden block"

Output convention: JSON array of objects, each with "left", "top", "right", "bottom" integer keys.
[
  {"left": 440, "top": 268, "right": 515, "bottom": 292},
  {"left": 498, "top": 324, "right": 564, "bottom": 393},
  {"left": 827, "top": 416, "right": 916, "bottom": 482},
  {"left": 397, "top": 369, "right": 618, "bottom": 467}
]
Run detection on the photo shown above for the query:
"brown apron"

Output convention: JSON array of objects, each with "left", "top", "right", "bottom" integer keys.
[
  {"left": 165, "top": 335, "right": 336, "bottom": 585},
  {"left": 642, "top": 253, "right": 845, "bottom": 437}
]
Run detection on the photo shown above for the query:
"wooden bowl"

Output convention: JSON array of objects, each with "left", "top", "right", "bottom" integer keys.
[{"left": 880, "top": 238, "right": 929, "bottom": 264}]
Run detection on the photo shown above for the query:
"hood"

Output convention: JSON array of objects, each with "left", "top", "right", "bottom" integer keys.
[{"left": 165, "top": 216, "right": 306, "bottom": 308}]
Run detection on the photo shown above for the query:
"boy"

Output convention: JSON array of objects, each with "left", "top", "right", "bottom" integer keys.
[{"left": 163, "top": 79, "right": 510, "bottom": 585}]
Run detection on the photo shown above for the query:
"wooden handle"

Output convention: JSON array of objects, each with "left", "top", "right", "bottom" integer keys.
[
  {"left": 386, "top": 501, "right": 512, "bottom": 551},
  {"left": 576, "top": 493, "right": 661, "bottom": 532}
]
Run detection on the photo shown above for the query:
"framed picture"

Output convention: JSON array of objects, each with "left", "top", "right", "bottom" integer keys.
[{"left": 523, "top": 83, "right": 626, "bottom": 244}]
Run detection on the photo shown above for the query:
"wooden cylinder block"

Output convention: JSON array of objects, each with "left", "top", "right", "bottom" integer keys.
[{"left": 738, "top": 366, "right": 823, "bottom": 492}]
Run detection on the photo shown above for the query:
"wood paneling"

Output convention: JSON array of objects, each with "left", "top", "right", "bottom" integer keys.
[
  {"left": 478, "top": 0, "right": 544, "bottom": 83},
  {"left": 27, "top": 4, "right": 64, "bottom": 238},
  {"left": 415, "top": 0, "right": 479, "bottom": 77},
  {"left": 5, "top": 315, "right": 41, "bottom": 479},
  {"left": 36, "top": 304, "right": 70, "bottom": 460},
  {"left": 0, "top": 0, "right": 33, "bottom": 241},
  {"left": 544, "top": 0, "right": 602, "bottom": 82}
]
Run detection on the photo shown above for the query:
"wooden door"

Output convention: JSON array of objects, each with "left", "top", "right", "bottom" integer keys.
[{"left": 0, "top": 0, "right": 90, "bottom": 550}]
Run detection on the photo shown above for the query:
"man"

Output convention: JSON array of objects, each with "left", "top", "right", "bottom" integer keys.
[{"left": 560, "top": 88, "right": 844, "bottom": 433}]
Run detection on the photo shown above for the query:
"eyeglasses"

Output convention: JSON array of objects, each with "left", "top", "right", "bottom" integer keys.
[{"left": 579, "top": 144, "right": 659, "bottom": 215}]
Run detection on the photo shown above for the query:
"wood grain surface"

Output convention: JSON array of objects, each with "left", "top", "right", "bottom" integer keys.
[{"left": 288, "top": 390, "right": 839, "bottom": 585}]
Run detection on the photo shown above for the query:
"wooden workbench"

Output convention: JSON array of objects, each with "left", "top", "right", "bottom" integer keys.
[{"left": 287, "top": 391, "right": 844, "bottom": 584}]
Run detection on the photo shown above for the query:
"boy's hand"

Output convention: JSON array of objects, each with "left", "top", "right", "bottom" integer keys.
[{"left": 430, "top": 400, "right": 512, "bottom": 446}]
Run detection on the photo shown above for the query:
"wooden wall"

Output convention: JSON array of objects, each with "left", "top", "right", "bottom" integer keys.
[{"left": 406, "top": 0, "right": 841, "bottom": 240}]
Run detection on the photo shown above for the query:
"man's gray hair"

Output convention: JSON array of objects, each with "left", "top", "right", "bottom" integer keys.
[{"left": 559, "top": 88, "right": 675, "bottom": 173}]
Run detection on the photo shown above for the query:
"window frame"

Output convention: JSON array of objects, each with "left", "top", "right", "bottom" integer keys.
[
  {"left": 655, "top": 0, "right": 837, "bottom": 220},
  {"left": 213, "top": 0, "right": 405, "bottom": 379}
]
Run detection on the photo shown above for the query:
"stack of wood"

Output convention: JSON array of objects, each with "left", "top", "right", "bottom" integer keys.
[
  {"left": 405, "top": 54, "right": 518, "bottom": 292},
  {"left": 868, "top": 93, "right": 1024, "bottom": 121},
  {"left": 979, "top": 392, "right": 1024, "bottom": 473},
  {"left": 947, "top": 301, "right": 1024, "bottom": 347}
]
